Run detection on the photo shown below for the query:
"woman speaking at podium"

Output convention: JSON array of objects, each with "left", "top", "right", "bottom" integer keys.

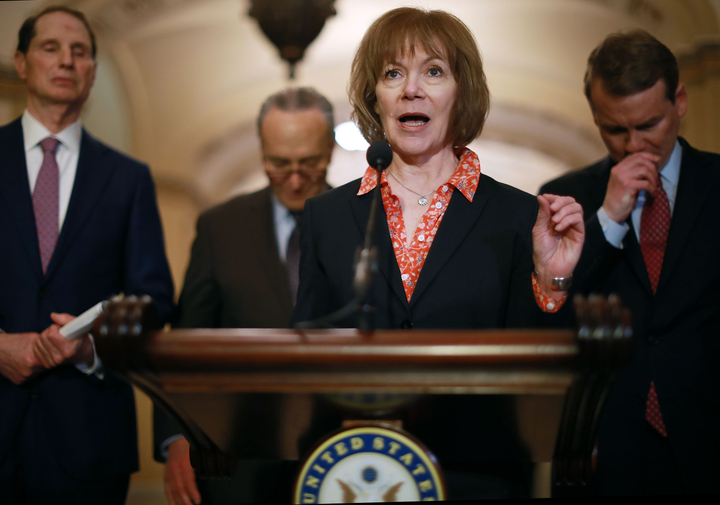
[
  {"left": 292, "top": 7, "right": 584, "bottom": 498},
  {"left": 293, "top": 7, "right": 583, "bottom": 333}
]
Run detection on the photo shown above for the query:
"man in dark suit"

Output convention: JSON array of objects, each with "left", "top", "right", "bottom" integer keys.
[
  {"left": 0, "top": 6, "right": 174, "bottom": 504},
  {"left": 156, "top": 87, "right": 334, "bottom": 504},
  {"left": 540, "top": 30, "right": 720, "bottom": 495}
]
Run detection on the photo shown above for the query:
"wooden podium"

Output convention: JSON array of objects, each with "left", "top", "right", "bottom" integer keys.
[{"left": 93, "top": 295, "right": 631, "bottom": 497}]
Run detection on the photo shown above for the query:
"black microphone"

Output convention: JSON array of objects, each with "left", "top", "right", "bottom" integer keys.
[
  {"left": 366, "top": 140, "right": 393, "bottom": 172},
  {"left": 354, "top": 141, "right": 393, "bottom": 331}
]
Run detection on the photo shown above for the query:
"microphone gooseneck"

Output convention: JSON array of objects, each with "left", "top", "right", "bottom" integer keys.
[
  {"left": 354, "top": 141, "right": 392, "bottom": 331},
  {"left": 295, "top": 141, "right": 394, "bottom": 332}
]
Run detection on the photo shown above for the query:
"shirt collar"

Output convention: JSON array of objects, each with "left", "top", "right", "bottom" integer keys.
[
  {"left": 357, "top": 147, "right": 482, "bottom": 201},
  {"left": 22, "top": 109, "right": 82, "bottom": 154},
  {"left": 659, "top": 140, "right": 682, "bottom": 188},
  {"left": 270, "top": 189, "right": 292, "bottom": 221}
]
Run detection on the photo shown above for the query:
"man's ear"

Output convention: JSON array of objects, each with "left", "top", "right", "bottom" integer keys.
[
  {"left": 675, "top": 83, "right": 688, "bottom": 118},
  {"left": 14, "top": 51, "right": 27, "bottom": 81},
  {"left": 89, "top": 59, "right": 98, "bottom": 90}
]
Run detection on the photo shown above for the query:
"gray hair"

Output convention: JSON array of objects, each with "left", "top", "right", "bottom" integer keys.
[{"left": 257, "top": 87, "right": 335, "bottom": 144}]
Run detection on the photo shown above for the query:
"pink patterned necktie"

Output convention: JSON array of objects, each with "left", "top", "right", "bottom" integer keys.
[
  {"left": 33, "top": 137, "right": 60, "bottom": 274},
  {"left": 640, "top": 178, "right": 670, "bottom": 437}
]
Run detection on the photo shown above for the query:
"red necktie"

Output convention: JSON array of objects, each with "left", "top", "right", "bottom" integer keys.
[
  {"left": 33, "top": 137, "right": 60, "bottom": 274},
  {"left": 640, "top": 178, "right": 670, "bottom": 437},
  {"left": 640, "top": 179, "right": 670, "bottom": 293}
]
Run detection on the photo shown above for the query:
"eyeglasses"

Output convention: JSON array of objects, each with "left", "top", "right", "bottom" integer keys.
[
  {"left": 265, "top": 156, "right": 327, "bottom": 182},
  {"left": 266, "top": 169, "right": 326, "bottom": 183}
]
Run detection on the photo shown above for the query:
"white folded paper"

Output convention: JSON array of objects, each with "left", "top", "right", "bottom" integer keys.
[{"left": 60, "top": 301, "right": 108, "bottom": 340}]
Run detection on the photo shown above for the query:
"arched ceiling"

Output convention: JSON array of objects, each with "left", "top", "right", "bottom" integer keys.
[{"left": 2, "top": 0, "right": 719, "bottom": 202}]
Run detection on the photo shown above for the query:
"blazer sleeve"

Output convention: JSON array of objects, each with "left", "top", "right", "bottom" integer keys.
[
  {"left": 153, "top": 406, "right": 184, "bottom": 462},
  {"left": 175, "top": 213, "right": 223, "bottom": 329},
  {"left": 504, "top": 197, "right": 551, "bottom": 328},
  {"left": 153, "top": 211, "right": 226, "bottom": 459},
  {"left": 153, "top": 212, "right": 225, "bottom": 458},
  {"left": 570, "top": 211, "right": 625, "bottom": 295},
  {"left": 123, "top": 165, "right": 175, "bottom": 324},
  {"left": 291, "top": 196, "right": 335, "bottom": 326}
]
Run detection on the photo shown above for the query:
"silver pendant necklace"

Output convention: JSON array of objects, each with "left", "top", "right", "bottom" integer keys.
[{"left": 388, "top": 170, "right": 435, "bottom": 206}]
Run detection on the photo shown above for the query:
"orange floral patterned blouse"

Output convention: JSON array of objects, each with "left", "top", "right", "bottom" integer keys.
[{"left": 357, "top": 148, "right": 566, "bottom": 312}]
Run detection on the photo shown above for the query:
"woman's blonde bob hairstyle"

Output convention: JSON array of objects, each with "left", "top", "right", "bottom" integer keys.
[{"left": 348, "top": 7, "right": 490, "bottom": 148}]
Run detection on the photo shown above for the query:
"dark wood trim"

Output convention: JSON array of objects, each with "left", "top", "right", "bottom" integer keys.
[{"left": 94, "top": 295, "right": 632, "bottom": 494}]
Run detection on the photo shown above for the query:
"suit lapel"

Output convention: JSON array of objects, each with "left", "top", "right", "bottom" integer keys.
[
  {"left": 409, "top": 182, "right": 489, "bottom": 309},
  {"left": 0, "top": 119, "right": 44, "bottom": 279},
  {"left": 44, "top": 130, "right": 114, "bottom": 281},
  {"left": 623, "top": 221, "right": 654, "bottom": 295},
  {"left": 657, "top": 140, "right": 716, "bottom": 293},
  {"left": 587, "top": 157, "right": 614, "bottom": 211},
  {"left": 349, "top": 187, "right": 407, "bottom": 307}
]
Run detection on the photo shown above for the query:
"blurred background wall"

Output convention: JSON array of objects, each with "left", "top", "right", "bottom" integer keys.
[{"left": 2, "top": 0, "right": 720, "bottom": 502}]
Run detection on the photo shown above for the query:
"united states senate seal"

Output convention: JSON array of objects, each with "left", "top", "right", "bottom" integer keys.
[{"left": 294, "top": 424, "right": 445, "bottom": 503}]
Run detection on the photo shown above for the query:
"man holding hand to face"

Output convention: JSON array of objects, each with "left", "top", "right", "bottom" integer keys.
[{"left": 541, "top": 30, "right": 720, "bottom": 495}]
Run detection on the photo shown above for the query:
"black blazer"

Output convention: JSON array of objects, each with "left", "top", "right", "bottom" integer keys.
[
  {"left": 293, "top": 175, "right": 545, "bottom": 330},
  {"left": 540, "top": 138, "right": 720, "bottom": 493},
  {"left": 292, "top": 173, "right": 549, "bottom": 467},
  {"left": 0, "top": 118, "right": 174, "bottom": 480}
]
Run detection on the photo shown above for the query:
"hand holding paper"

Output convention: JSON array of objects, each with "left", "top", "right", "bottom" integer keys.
[{"left": 59, "top": 301, "right": 108, "bottom": 340}]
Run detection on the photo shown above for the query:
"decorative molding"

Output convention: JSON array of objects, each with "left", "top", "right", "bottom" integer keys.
[
  {"left": 624, "top": 0, "right": 665, "bottom": 24},
  {"left": 65, "top": 0, "right": 201, "bottom": 40},
  {"left": 584, "top": 0, "right": 665, "bottom": 25},
  {"left": 482, "top": 102, "right": 606, "bottom": 169},
  {"left": 678, "top": 41, "right": 720, "bottom": 83},
  {"left": 189, "top": 99, "right": 607, "bottom": 208}
]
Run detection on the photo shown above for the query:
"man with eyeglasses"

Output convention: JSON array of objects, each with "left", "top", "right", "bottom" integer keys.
[{"left": 154, "top": 87, "right": 333, "bottom": 505}]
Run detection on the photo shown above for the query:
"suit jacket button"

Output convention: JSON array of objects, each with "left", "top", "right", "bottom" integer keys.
[{"left": 400, "top": 320, "right": 413, "bottom": 329}]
